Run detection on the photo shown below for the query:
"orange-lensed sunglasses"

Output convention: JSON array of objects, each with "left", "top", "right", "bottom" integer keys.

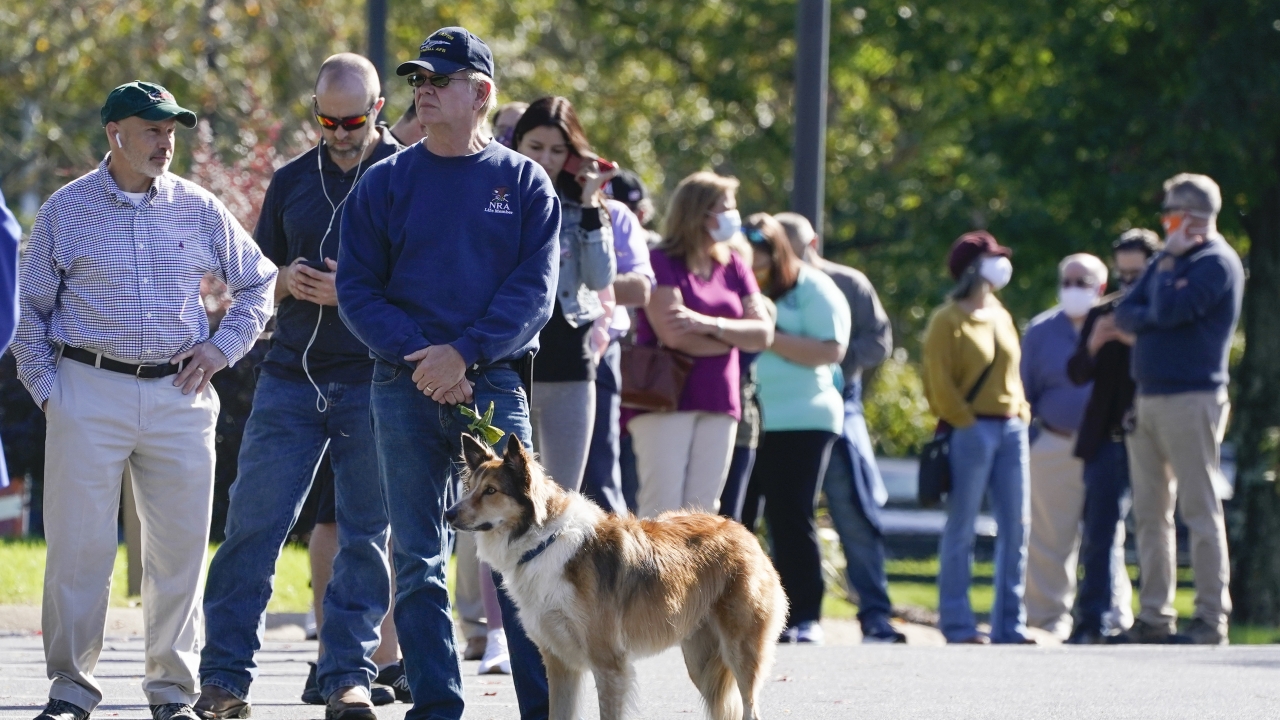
[{"left": 313, "top": 102, "right": 375, "bottom": 131}]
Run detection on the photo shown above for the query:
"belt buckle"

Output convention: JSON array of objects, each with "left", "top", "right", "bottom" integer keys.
[{"left": 135, "top": 363, "right": 149, "bottom": 378}]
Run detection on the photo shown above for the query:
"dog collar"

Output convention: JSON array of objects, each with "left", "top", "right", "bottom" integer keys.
[{"left": 517, "top": 531, "right": 561, "bottom": 566}]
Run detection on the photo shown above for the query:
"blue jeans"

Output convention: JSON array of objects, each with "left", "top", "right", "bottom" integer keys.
[
  {"left": 718, "top": 446, "right": 756, "bottom": 522},
  {"left": 823, "top": 441, "right": 894, "bottom": 632},
  {"left": 371, "top": 361, "right": 547, "bottom": 720},
  {"left": 581, "top": 340, "right": 627, "bottom": 513},
  {"left": 1077, "top": 438, "right": 1131, "bottom": 634},
  {"left": 201, "top": 373, "right": 390, "bottom": 701},
  {"left": 939, "top": 417, "right": 1030, "bottom": 643}
]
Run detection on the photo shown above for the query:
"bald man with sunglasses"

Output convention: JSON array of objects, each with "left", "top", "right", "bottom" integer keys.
[{"left": 196, "top": 53, "right": 406, "bottom": 720}]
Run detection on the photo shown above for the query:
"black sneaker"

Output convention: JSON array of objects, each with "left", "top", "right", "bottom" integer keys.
[
  {"left": 151, "top": 704, "right": 200, "bottom": 720},
  {"left": 861, "top": 622, "right": 908, "bottom": 644},
  {"left": 1109, "top": 618, "right": 1175, "bottom": 644},
  {"left": 1066, "top": 625, "right": 1106, "bottom": 645},
  {"left": 33, "top": 699, "right": 88, "bottom": 720},
  {"left": 369, "top": 684, "right": 394, "bottom": 707},
  {"left": 301, "top": 662, "right": 324, "bottom": 705},
  {"left": 374, "top": 661, "right": 412, "bottom": 703}
]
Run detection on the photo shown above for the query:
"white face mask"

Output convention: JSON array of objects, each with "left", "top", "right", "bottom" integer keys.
[
  {"left": 979, "top": 256, "right": 1013, "bottom": 290},
  {"left": 1058, "top": 286, "right": 1097, "bottom": 318},
  {"left": 709, "top": 209, "right": 741, "bottom": 243}
]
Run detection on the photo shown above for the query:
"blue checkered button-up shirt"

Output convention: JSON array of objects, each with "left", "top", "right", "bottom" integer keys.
[{"left": 13, "top": 156, "right": 277, "bottom": 405}]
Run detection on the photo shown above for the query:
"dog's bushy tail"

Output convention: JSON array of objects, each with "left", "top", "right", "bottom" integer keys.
[{"left": 683, "top": 624, "right": 743, "bottom": 720}]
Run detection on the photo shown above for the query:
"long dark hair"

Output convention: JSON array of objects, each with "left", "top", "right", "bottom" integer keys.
[
  {"left": 512, "top": 96, "right": 596, "bottom": 203},
  {"left": 744, "top": 213, "right": 801, "bottom": 300}
]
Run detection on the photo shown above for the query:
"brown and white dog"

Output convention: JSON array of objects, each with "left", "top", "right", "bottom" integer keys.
[{"left": 446, "top": 434, "right": 787, "bottom": 720}]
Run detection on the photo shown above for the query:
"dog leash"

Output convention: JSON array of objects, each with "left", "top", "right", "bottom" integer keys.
[{"left": 517, "top": 531, "right": 561, "bottom": 566}]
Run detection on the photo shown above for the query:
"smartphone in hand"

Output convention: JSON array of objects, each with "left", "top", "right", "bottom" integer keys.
[{"left": 297, "top": 259, "right": 332, "bottom": 273}]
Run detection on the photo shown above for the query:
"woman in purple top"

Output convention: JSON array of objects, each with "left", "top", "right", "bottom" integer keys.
[{"left": 631, "top": 172, "right": 774, "bottom": 518}]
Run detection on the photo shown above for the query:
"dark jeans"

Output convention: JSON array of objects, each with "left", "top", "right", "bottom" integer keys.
[
  {"left": 742, "top": 429, "right": 837, "bottom": 626},
  {"left": 718, "top": 445, "right": 757, "bottom": 522},
  {"left": 1077, "top": 438, "right": 1132, "bottom": 634},
  {"left": 822, "top": 440, "right": 895, "bottom": 632},
  {"left": 619, "top": 432, "right": 639, "bottom": 514},
  {"left": 200, "top": 374, "right": 388, "bottom": 700},
  {"left": 371, "top": 361, "right": 547, "bottom": 720},
  {"left": 581, "top": 340, "right": 627, "bottom": 513}
]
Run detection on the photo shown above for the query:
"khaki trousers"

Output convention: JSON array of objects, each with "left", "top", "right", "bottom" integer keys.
[
  {"left": 42, "top": 358, "right": 219, "bottom": 710},
  {"left": 1024, "top": 430, "right": 1132, "bottom": 638},
  {"left": 1127, "top": 391, "right": 1232, "bottom": 632},
  {"left": 629, "top": 411, "right": 736, "bottom": 518}
]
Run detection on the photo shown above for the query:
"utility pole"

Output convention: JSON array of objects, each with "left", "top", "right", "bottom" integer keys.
[
  {"left": 367, "top": 0, "right": 387, "bottom": 95},
  {"left": 790, "top": 0, "right": 830, "bottom": 253}
]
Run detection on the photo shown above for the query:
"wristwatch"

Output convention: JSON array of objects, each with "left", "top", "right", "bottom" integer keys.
[{"left": 715, "top": 317, "right": 726, "bottom": 339}]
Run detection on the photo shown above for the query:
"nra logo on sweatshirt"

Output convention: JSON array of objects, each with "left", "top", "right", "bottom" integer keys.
[{"left": 485, "top": 186, "right": 513, "bottom": 215}]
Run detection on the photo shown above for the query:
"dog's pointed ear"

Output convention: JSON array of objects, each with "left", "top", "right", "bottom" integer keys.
[
  {"left": 502, "top": 433, "right": 529, "bottom": 477},
  {"left": 461, "top": 433, "right": 496, "bottom": 471},
  {"left": 504, "top": 435, "right": 550, "bottom": 527}
]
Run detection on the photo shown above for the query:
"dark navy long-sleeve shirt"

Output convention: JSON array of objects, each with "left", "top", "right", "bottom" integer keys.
[
  {"left": 1115, "top": 237, "right": 1244, "bottom": 395},
  {"left": 0, "top": 189, "right": 22, "bottom": 488},
  {"left": 336, "top": 141, "right": 561, "bottom": 368},
  {"left": 254, "top": 130, "right": 401, "bottom": 383}
]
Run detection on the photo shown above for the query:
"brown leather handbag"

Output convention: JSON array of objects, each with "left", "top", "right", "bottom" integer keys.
[{"left": 619, "top": 341, "right": 694, "bottom": 413}]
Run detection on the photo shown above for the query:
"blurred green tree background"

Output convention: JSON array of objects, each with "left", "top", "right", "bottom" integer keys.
[{"left": 5, "top": 0, "right": 1280, "bottom": 619}]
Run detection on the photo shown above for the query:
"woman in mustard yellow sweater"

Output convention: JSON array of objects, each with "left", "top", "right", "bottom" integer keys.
[{"left": 922, "top": 231, "right": 1033, "bottom": 645}]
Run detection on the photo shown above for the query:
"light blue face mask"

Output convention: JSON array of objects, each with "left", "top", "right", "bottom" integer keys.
[{"left": 709, "top": 209, "right": 742, "bottom": 243}]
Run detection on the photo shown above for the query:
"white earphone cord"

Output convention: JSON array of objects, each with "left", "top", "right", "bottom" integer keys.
[{"left": 302, "top": 138, "right": 367, "bottom": 413}]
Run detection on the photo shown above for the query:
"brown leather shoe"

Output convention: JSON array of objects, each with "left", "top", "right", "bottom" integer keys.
[
  {"left": 194, "top": 685, "right": 250, "bottom": 720},
  {"left": 463, "top": 635, "right": 487, "bottom": 661},
  {"left": 325, "top": 687, "right": 376, "bottom": 720}
]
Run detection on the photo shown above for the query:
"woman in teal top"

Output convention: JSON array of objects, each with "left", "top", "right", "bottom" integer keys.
[{"left": 740, "top": 213, "right": 851, "bottom": 644}]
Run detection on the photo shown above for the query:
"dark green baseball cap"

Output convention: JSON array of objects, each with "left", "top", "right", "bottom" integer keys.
[{"left": 100, "top": 81, "right": 197, "bottom": 128}]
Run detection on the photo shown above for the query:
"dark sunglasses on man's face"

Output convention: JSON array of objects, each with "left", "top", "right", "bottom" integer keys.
[
  {"left": 1060, "top": 278, "right": 1095, "bottom": 289},
  {"left": 407, "top": 73, "right": 461, "bottom": 89},
  {"left": 313, "top": 103, "right": 374, "bottom": 131},
  {"left": 1117, "top": 272, "right": 1142, "bottom": 284}
]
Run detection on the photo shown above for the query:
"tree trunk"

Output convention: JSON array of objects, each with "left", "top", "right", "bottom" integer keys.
[{"left": 1230, "top": 167, "right": 1280, "bottom": 625}]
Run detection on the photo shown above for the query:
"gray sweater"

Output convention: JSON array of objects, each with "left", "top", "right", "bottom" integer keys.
[{"left": 818, "top": 258, "right": 893, "bottom": 385}]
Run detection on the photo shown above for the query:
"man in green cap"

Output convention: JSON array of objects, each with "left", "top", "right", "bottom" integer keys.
[{"left": 12, "top": 81, "right": 277, "bottom": 720}]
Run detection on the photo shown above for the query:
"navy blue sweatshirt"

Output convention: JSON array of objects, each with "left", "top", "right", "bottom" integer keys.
[
  {"left": 337, "top": 141, "right": 561, "bottom": 368},
  {"left": 1115, "top": 237, "right": 1243, "bottom": 395},
  {"left": 255, "top": 130, "right": 402, "bottom": 383}
]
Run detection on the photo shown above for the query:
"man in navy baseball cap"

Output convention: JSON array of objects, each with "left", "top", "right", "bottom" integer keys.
[{"left": 396, "top": 27, "right": 494, "bottom": 78}]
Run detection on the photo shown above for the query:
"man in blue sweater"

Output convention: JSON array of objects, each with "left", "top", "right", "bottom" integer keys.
[
  {"left": 336, "top": 28, "right": 560, "bottom": 720},
  {"left": 1115, "top": 173, "right": 1244, "bottom": 645}
]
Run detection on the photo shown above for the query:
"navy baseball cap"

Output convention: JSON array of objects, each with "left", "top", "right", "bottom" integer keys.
[
  {"left": 101, "top": 81, "right": 197, "bottom": 128},
  {"left": 396, "top": 27, "right": 494, "bottom": 78}
]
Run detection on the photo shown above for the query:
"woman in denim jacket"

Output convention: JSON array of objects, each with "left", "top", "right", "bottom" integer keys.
[{"left": 512, "top": 96, "right": 617, "bottom": 491}]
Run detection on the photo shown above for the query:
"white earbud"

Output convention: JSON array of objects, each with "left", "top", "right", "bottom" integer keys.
[{"left": 114, "top": 133, "right": 123, "bottom": 149}]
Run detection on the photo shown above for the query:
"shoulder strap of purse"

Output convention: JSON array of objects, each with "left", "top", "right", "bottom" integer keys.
[{"left": 964, "top": 327, "right": 1001, "bottom": 404}]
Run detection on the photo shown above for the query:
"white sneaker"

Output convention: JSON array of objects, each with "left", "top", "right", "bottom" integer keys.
[
  {"left": 794, "top": 621, "right": 824, "bottom": 645},
  {"left": 478, "top": 629, "right": 511, "bottom": 675}
]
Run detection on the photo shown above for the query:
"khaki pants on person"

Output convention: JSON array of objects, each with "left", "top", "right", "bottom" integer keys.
[
  {"left": 42, "top": 357, "right": 219, "bottom": 711},
  {"left": 629, "top": 411, "right": 736, "bottom": 518},
  {"left": 1025, "top": 430, "right": 1085, "bottom": 638},
  {"left": 1025, "top": 430, "right": 1133, "bottom": 639},
  {"left": 1127, "top": 390, "right": 1232, "bottom": 633}
]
